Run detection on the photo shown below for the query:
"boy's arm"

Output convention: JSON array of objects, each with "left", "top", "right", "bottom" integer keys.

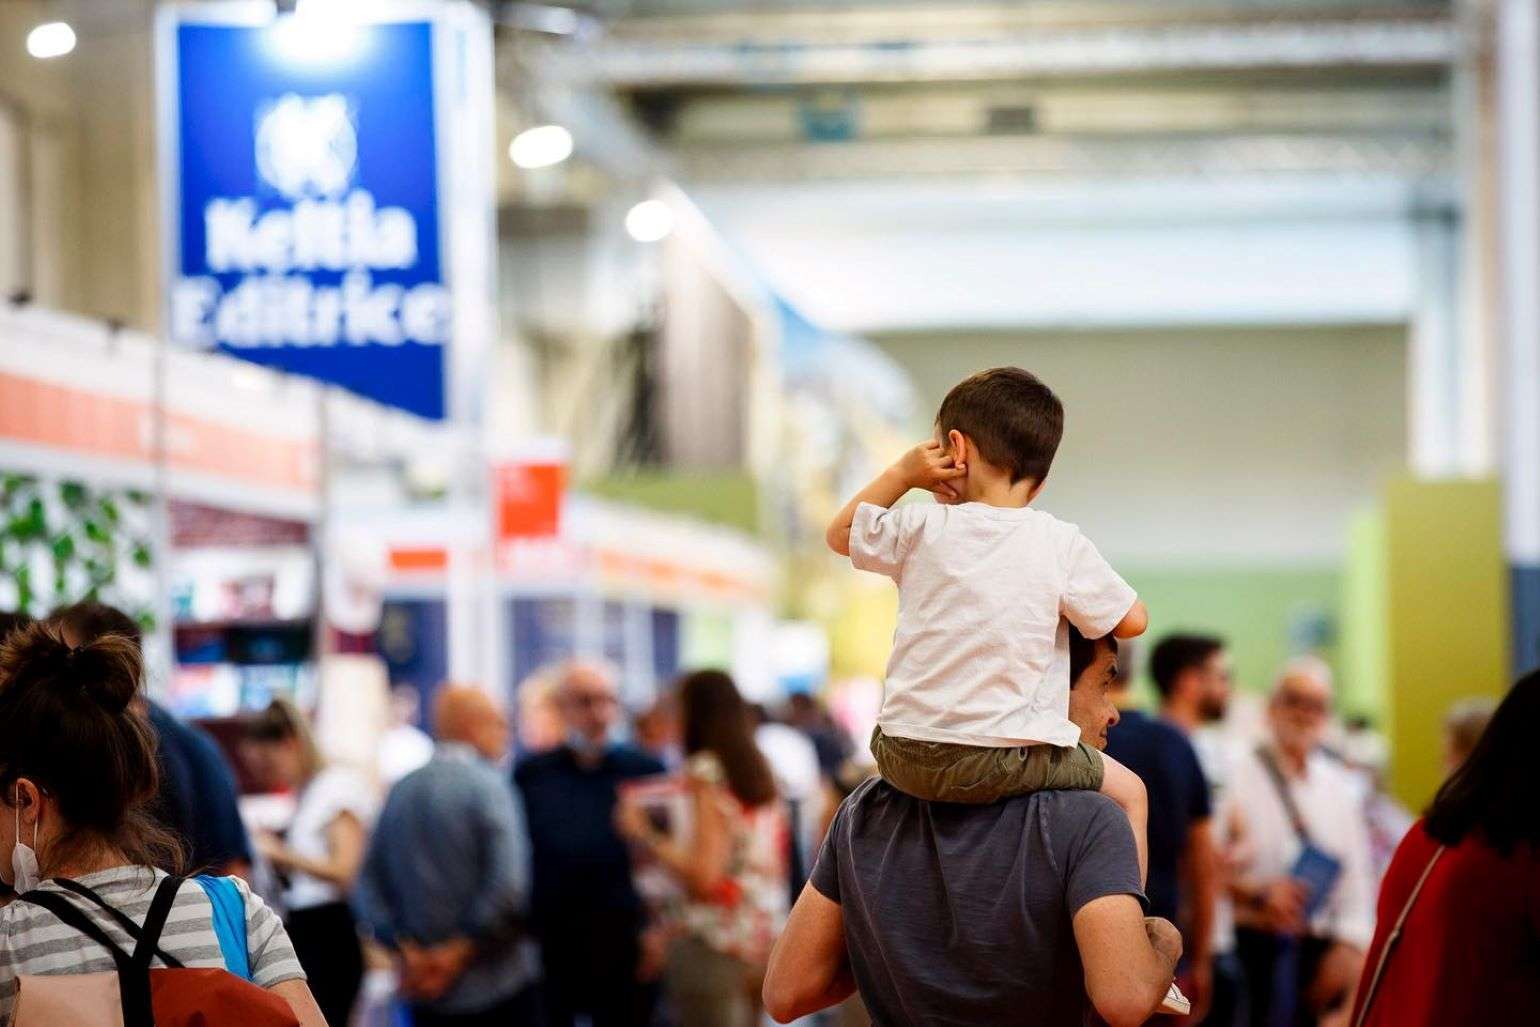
[
  {"left": 825, "top": 441, "right": 966, "bottom": 556},
  {"left": 1111, "top": 599, "right": 1148, "bottom": 639}
]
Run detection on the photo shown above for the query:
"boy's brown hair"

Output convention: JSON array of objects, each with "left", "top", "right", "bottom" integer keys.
[{"left": 936, "top": 367, "right": 1063, "bottom": 485}]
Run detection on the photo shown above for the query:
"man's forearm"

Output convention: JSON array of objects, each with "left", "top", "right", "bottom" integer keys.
[
  {"left": 1076, "top": 898, "right": 1182, "bottom": 1027},
  {"left": 768, "top": 962, "right": 858, "bottom": 1023}
]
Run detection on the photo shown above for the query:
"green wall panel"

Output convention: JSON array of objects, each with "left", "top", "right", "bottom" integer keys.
[{"left": 1121, "top": 566, "right": 1342, "bottom": 706}]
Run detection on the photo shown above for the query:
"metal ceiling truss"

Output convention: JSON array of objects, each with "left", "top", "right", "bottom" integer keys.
[
  {"left": 538, "top": 16, "right": 1459, "bottom": 87},
  {"left": 672, "top": 130, "right": 1452, "bottom": 181}
]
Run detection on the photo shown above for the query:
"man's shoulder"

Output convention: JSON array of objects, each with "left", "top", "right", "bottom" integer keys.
[
  {"left": 1308, "top": 749, "right": 1364, "bottom": 789},
  {"left": 513, "top": 747, "right": 569, "bottom": 782},
  {"left": 607, "top": 744, "right": 667, "bottom": 777},
  {"left": 1144, "top": 715, "right": 1201, "bottom": 758},
  {"left": 1032, "top": 788, "right": 1127, "bottom": 828},
  {"left": 840, "top": 777, "right": 1122, "bottom": 831},
  {"left": 396, "top": 752, "right": 485, "bottom": 794}
]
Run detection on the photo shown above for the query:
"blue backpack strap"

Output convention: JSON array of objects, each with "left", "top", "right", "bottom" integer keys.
[{"left": 194, "top": 875, "right": 252, "bottom": 982}]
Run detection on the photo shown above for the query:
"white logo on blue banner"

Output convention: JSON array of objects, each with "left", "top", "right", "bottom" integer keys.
[{"left": 167, "top": 19, "right": 450, "bottom": 419}]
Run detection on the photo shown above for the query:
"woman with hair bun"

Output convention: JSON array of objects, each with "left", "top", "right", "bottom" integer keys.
[{"left": 0, "top": 620, "right": 325, "bottom": 1025}]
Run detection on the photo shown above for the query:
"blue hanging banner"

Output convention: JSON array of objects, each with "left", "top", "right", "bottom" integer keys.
[{"left": 160, "top": 8, "right": 453, "bottom": 420}]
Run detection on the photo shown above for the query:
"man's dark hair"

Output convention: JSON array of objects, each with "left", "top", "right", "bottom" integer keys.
[
  {"left": 1068, "top": 624, "right": 1118, "bottom": 690},
  {"left": 1148, "top": 634, "right": 1225, "bottom": 700},
  {"left": 1426, "top": 668, "right": 1540, "bottom": 854},
  {"left": 50, "top": 601, "right": 142, "bottom": 648},
  {"left": 936, "top": 367, "right": 1063, "bottom": 486}
]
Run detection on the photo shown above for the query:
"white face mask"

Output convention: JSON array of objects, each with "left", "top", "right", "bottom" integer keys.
[{"left": 11, "top": 794, "right": 39, "bottom": 894}]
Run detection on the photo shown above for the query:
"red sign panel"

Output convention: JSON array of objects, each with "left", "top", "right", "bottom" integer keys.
[{"left": 493, "top": 460, "right": 566, "bottom": 542}]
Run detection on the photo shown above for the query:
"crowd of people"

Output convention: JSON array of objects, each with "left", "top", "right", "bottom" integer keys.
[{"left": 0, "top": 597, "right": 1531, "bottom": 1026}]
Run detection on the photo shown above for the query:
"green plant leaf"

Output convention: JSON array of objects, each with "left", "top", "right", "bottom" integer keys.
[{"left": 14, "top": 566, "right": 31, "bottom": 613}]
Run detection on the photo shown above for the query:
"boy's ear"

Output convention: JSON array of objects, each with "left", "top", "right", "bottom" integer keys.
[
  {"left": 947, "top": 429, "right": 968, "bottom": 467},
  {"left": 1026, "top": 475, "right": 1047, "bottom": 501}
]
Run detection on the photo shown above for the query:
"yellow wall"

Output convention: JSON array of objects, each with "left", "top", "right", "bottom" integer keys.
[
  {"left": 828, "top": 579, "right": 898, "bottom": 679},
  {"left": 1383, "top": 478, "right": 1508, "bottom": 809}
]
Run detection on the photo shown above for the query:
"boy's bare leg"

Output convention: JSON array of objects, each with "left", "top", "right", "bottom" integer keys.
[{"left": 1100, "top": 754, "right": 1148, "bottom": 886}]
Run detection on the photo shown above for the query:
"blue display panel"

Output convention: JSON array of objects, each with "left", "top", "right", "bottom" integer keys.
[{"left": 167, "top": 19, "right": 448, "bottom": 419}]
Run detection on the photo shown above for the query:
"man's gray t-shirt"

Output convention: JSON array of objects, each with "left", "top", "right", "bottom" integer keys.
[{"left": 810, "top": 778, "right": 1145, "bottom": 1026}]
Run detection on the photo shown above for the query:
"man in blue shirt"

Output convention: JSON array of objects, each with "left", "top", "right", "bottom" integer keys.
[
  {"left": 515, "top": 661, "right": 665, "bottom": 1027},
  {"left": 1106, "top": 634, "right": 1224, "bottom": 1024},
  {"left": 354, "top": 686, "right": 541, "bottom": 1026}
]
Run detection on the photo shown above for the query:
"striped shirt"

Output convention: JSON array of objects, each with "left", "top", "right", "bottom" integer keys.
[{"left": 0, "top": 865, "right": 305, "bottom": 1024}]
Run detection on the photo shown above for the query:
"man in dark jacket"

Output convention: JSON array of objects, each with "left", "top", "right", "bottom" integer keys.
[{"left": 515, "top": 661, "right": 664, "bottom": 1027}]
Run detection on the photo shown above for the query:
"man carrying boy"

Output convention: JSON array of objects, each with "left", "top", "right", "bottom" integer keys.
[
  {"left": 763, "top": 627, "right": 1181, "bottom": 1026},
  {"left": 825, "top": 367, "right": 1150, "bottom": 876}
]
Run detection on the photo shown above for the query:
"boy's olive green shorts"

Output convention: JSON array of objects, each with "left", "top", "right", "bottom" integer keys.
[{"left": 870, "top": 725, "right": 1105, "bottom": 804}]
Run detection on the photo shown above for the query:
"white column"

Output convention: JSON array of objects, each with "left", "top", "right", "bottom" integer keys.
[
  {"left": 1499, "top": 0, "right": 1540, "bottom": 565},
  {"left": 1408, "top": 208, "right": 1462, "bottom": 477},
  {"left": 1454, "top": 0, "right": 1503, "bottom": 475},
  {"left": 438, "top": 4, "right": 498, "bottom": 689}
]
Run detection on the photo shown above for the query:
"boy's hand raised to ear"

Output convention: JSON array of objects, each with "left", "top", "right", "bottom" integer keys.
[
  {"left": 893, "top": 440, "right": 967, "bottom": 499},
  {"left": 825, "top": 440, "right": 968, "bottom": 556}
]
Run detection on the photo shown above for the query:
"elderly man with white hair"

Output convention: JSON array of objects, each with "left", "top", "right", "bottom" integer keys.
[
  {"left": 1226, "top": 657, "right": 1375, "bottom": 1027},
  {"left": 514, "top": 660, "right": 667, "bottom": 1027}
]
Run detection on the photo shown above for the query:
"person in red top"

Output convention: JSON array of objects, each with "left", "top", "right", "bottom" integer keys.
[{"left": 1349, "top": 668, "right": 1540, "bottom": 1027}]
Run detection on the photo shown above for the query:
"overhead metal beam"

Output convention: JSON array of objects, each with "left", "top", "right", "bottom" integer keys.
[
  {"left": 537, "top": 17, "right": 1459, "bottom": 87},
  {"left": 671, "top": 131, "right": 1453, "bottom": 182}
]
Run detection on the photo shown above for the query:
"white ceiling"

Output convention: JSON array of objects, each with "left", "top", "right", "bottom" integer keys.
[{"left": 689, "top": 174, "right": 1437, "bottom": 333}]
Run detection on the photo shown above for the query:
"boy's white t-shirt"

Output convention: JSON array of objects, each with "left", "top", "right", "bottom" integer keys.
[{"left": 851, "top": 500, "right": 1136, "bottom": 748}]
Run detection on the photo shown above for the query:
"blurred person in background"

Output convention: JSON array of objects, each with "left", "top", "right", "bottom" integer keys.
[
  {"left": 764, "top": 626, "right": 1179, "bottom": 1027},
  {"left": 245, "top": 697, "right": 374, "bottom": 1027},
  {"left": 1106, "top": 634, "right": 1221, "bottom": 1024},
  {"left": 1348, "top": 669, "right": 1540, "bottom": 1026},
  {"left": 0, "top": 621, "right": 326, "bottom": 1026},
  {"left": 637, "top": 689, "right": 686, "bottom": 769},
  {"left": 355, "top": 686, "right": 541, "bottom": 1026},
  {"left": 377, "top": 684, "right": 435, "bottom": 785},
  {"left": 750, "top": 702, "right": 822, "bottom": 899},
  {"left": 52, "top": 601, "right": 253, "bottom": 878},
  {"left": 616, "top": 669, "right": 787, "bottom": 1027},
  {"left": 1335, "top": 719, "right": 1412, "bottom": 883},
  {"left": 1227, "top": 659, "right": 1373, "bottom": 1027},
  {"left": 634, "top": 691, "right": 683, "bottom": 769},
  {"left": 786, "top": 691, "right": 854, "bottom": 779},
  {"left": 515, "top": 660, "right": 665, "bottom": 1027},
  {"left": 1441, "top": 696, "right": 1495, "bottom": 775},
  {"left": 1166, "top": 635, "right": 1252, "bottom": 1027},
  {"left": 516, "top": 668, "right": 567, "bottom": 754}
]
